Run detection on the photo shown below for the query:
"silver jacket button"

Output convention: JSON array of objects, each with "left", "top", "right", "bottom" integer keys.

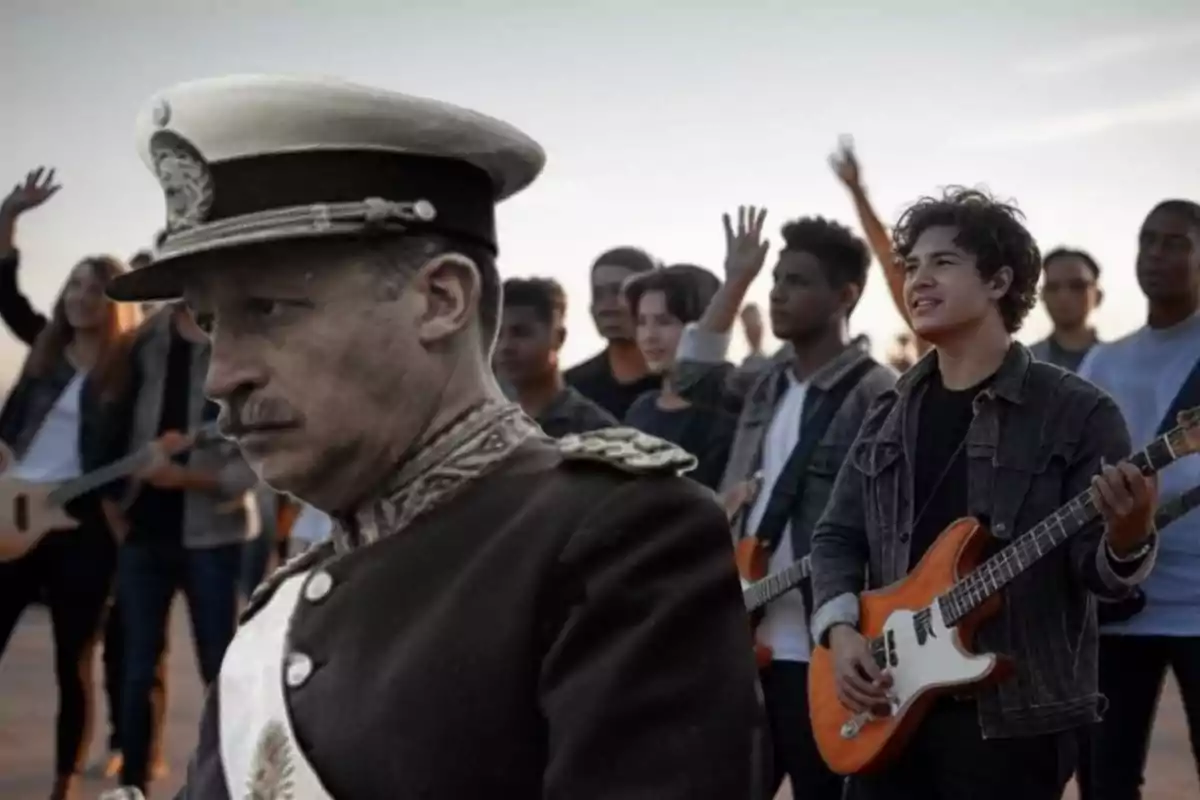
[
  {"left": 285, "top": 652, "right": 314, "bottom": 688},
  {"left": 304, "top": 571, "right": 333, "bottom": 602}
]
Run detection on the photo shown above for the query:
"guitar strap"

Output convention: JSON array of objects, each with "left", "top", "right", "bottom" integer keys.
[
  {"left": 751, "top": 358, "right": 875, "bottom": 558},
  {"left": 1155, "top": 356, "right": 1200, "bottom": 438}
]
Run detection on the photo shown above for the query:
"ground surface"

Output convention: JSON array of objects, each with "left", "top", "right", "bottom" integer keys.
[{"left": 1, "top": 604, "right": 1195, "bottom": 799}]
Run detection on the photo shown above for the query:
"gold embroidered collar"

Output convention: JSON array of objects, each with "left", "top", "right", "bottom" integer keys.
[{"left": 331, "top": 402, "right": 541, "bottom": 552}]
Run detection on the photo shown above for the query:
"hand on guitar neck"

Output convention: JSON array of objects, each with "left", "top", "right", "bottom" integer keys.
[
  {"left": 135, "top": 429, "right": 207, "bottom": 490},
  {"left": 1092, "top": 461, "right": 1159, "bottom": 557}
]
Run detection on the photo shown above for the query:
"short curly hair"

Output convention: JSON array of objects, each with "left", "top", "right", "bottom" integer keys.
[
  {"left": 891, "top": 187, "right": 1041, "bottom": 333},
  {"left": 779, "top": 217, "right": 871, "bottom": 311}
]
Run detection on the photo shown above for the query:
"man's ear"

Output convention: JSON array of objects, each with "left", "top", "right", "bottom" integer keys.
[
  {"left": 413, "top": 253, "right": 481, "bottom": 344},
  {"left": 840, "top": 282, "right": 862, "bottom": 315},
  {"left": 1094, "top": 287, "right": 1104, "bottom": 309},
  {"left": 987, "top": 266, "right": 1014, "bottom": 299},
  {"left": 553, "top": 325, "right": 567, "bottom": 351}
]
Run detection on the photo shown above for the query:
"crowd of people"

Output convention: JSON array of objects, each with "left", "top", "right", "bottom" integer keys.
[
  {"left": 0, "top": 168, "right": 334, "bottom": 800},
  {"left": 0, "top": 73, "right": 1196, "bottom": 800}
]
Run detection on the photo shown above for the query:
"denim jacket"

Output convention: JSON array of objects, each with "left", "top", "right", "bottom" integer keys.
[
  {"left": 672, "top": 325, "right": 897, "bottom": 558},
  {"left": 809, "top": 343, "right": 1158, "bottom": 738}
]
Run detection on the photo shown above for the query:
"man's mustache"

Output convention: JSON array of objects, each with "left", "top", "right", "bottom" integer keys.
[{"left": 217, "top": 396, "right": 302, "bottom": 437}]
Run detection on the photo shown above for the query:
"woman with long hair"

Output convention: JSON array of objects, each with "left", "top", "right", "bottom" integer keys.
[{"left": 0, "top": 168, "right": 142, "bottom": 800}]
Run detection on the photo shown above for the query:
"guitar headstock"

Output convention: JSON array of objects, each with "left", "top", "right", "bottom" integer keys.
[{"left": 1168, "top": 407, "right": 1200, "bottom": 458}]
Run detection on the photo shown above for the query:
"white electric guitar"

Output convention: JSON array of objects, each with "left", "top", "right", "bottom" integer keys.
[{"left": 0, "top": 423, "right": 219, "bottom": 562}]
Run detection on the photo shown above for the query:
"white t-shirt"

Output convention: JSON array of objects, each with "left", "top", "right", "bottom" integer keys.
[
  {"left": 11, "top": 373, "right": 85, "bottom": 484},
  {"left": 745, "top": 373, "right": 812, "bottom": 663}
]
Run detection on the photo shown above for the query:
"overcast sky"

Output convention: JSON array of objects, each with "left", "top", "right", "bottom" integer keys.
[{"left": 2, "top": 1, "right": 1198, "bottom": 384}]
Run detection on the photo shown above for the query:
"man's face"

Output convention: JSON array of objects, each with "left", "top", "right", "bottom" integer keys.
[
  {"left": 494, "top": 304, "right": 560, "bottom": 386},
  {"left": 1137, "top": 207, "right": 1200, "bottom": 305},
  {"left": 767, "top": 250, "right": 844, "bottom": 344},
  {"left": 740, "top": 305, "right": 764, "bottom": 350},
  {"left": 903, "top": 225, "right": 1007, "bottom": 341},
  {"left": 590, "top": 264, "right": 637, "bottom": 341},
  {"left": 186, "top": 241, "right": 443, "bottom": 511},
  {"left": 1040, "top": 256, "right": 1099, "bottom": 330}
]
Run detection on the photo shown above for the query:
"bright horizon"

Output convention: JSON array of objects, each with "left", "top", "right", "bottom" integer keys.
[{"left": 2, "top": 2, "right": 1198, "bottom": 387}]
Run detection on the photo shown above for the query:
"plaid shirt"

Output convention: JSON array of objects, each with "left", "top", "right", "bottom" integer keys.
[{"left": 810, "top": 343, "right": 1158, "bottom": 737}]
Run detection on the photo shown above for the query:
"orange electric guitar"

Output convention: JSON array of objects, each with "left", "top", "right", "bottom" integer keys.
[
  {"left": 736, "top": 536, "right": 812, "bottom": 667},
  {"left": 808, "top": 408, "right": 1200, "bottom": 776}
]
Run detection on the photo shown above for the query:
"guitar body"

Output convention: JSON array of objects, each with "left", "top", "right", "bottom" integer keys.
[
  {"left": 734, "top": 537, "right": 774, "bottom": 669},
  {"left": 808, "top": 517, "right": 1012, "bottom": 775},
  {"left": 0, "top": 442, "right": 78, "bottom": 563}
]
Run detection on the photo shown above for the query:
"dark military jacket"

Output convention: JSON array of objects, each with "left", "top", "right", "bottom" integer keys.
[{"left": 172, "top": 407, "right": 765, "bottom": 799}]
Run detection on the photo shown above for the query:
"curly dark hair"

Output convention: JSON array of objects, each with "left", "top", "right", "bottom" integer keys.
[
  {"left": 891, "top": 187, "right": 1041, "bottom": 333},
  {"left": 502, "top": 277, "right": 567, "bottom": 327},
  {"left": 779, "top": 217, "right": 870, "bottom": 311}
]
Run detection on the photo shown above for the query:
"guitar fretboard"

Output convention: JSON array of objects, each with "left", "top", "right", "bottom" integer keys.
[
  {"left": 743, "top": 555, "right": 811, "bottom": 612},
  {"left": 43, "top": 423, "right": 219, "bottom": 508},
  {"left": 938, "top": 429, "right": 1185, "bottom": 627}
]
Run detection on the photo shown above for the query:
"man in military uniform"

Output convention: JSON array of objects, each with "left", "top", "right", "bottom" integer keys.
[{"left": 100, "top": 75, "right": 764, "bottom": 799}]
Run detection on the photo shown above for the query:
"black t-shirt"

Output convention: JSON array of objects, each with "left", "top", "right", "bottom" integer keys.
[
  {"left": 623, "top": 392, "right": 735, "bottom": 491},
  {"left": 127, "top": 326, "right": 192, "bottom": 543},
  {"left": 907, "top": 370, "right": 994, "bottom": 569},
  {"left": 564, "top": 350, "right": 661, "bottom": 421}
]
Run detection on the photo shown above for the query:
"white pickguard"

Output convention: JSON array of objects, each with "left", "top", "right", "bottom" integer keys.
[
  {"left": 886, "top": 603, "right": 994, "bottom": 704},
  {"left": 841, "top": 602, "right": 994, "bottom": 738}
]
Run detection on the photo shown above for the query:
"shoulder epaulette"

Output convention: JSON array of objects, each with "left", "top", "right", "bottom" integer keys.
[
  {"left": 240, "top": 541, "right": 335, "bottom": 624},
  {"left": 557, "top": 426, "right": 698, "bottom": 476}
]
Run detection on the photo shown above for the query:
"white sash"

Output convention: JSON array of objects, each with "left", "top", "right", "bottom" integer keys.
[{"left": 219, "top": 570, "right": 333, "bottom": 799}]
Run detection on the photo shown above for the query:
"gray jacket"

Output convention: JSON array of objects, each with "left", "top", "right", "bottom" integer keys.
[
  {"left": 672, "top": 325, "right": 896, "bottom": 559},
  {"left": 106, "top": 309, "right": 259, "bottom": 548}
]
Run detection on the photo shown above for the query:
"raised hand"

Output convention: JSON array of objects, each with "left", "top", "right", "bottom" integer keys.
[
  {"left": 721, "top": 205, "right": 770, "bottom": 285},
  {"left": 2, "top": 167, "right": 61, "bottom": 216},
  {"left": 828, "top": 135, "right": 861, "bottom": 189}
]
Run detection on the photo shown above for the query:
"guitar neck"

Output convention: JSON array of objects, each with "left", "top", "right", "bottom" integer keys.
[
  {"left": 44, "top": 423, "right": 219, "bottom": 508},
  {"left": 1155, "top": 484, "right": 1200, "bottom": 530},
  {"left": 940, "top": 428, "right": 1188, "bottom": 627},
  {"left": 744, "top": 554, "right": 811, "bottom": 612}
]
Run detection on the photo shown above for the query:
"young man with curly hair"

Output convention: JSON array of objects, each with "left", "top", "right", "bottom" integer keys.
[
  {"left": 673, "top": 207, "right": 897, "bottom": 800},
  {"left": 809, "top": 188, "right": 1161, "bottom": 799}
]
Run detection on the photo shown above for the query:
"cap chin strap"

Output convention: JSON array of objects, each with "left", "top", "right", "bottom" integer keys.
[{"left": 155, "top": 197, "right": 439, "bottom": 261}]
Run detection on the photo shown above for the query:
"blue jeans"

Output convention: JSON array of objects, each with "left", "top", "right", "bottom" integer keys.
[{"left": 117, "top": 540, "right": 244, "bottom": 789}]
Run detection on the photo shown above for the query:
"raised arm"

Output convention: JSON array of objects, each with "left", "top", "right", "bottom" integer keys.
[
  {"left": 0, "top": 168, "right": 63, "bottom": 346},
  {"left": 829, "top": 138, "right": 929, "bottom": 356},
  {"left": 672, "top": 206, "right": 774, "bottom": 413}
]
